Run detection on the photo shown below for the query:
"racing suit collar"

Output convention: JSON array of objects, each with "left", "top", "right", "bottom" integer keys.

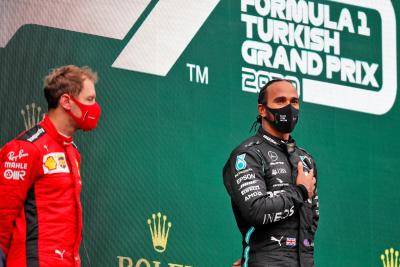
[
  {"left": 257, "top": 127, "right": 296, "bottom": 153},
  {"left": 40, "top": 115, "right": 74, "bottom": 146}
]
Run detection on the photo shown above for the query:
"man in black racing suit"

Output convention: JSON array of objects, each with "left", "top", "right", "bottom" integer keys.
[{"left": 223, "top": 79, "right": 318, "bottom": 267}]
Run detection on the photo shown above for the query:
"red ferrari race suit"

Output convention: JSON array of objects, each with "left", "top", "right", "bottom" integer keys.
[{"left": 0, "top": 115, "right": 83, "bottom": 267}]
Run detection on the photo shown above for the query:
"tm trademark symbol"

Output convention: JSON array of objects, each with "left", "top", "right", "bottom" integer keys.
[{"left": 186, "top": 63, "right": 208, "bottom": 85}]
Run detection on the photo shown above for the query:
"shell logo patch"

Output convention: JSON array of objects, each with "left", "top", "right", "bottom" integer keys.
[
  {"left": 43, "top": 153, "right": 70, "bottom": 174},
  {"left": 44, "top": 156, "right": 57, "bottom": 170}
]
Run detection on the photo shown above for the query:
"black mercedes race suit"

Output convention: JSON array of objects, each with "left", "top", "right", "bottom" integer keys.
[{"left": 223, "top": 127, "right": 319, "bottom": 267}]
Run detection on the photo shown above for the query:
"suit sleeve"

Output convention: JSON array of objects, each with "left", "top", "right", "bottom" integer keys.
[
  {"left": 311, "top": 161, "right": 319, "bottom": 233},
  {"left": 223, "top": 148, "right": 308, "bottom": 227},
  {"left": 0, "top": 140, "right": 40, "bottom": 256},
  {"left": 0, "top": 247, "right": 4, "bottom": 267}
]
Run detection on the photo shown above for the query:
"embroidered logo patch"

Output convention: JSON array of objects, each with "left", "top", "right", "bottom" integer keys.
[
  {"left": 43, "top": 153, "right": 70, "bottom": 174},
  {"left": 235, "top": 154, "right": 247, "bottom": 171}
]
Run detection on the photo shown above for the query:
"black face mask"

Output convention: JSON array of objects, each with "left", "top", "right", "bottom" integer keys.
[{"left": 264, "top": 104, "right": 299, "bottom": 133}]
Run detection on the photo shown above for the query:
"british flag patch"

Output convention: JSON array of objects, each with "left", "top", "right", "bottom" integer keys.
[{"left": 286, "top": 237, "right": 296, "bottom": 247}]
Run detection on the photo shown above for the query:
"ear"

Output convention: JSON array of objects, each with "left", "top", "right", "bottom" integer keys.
[
  {"left": 59, "top": 94, "right": 72, "bottom": 110},
  {"left": 258, "top": 103, "right": 274, "bottom": 121},
  {"left": 258, "top": 104, "right": 267, "bottom": 118}
]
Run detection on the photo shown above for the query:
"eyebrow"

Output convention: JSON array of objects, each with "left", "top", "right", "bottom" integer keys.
[{"left": 273, "top": 96, "right": 299, "bottom": 102}]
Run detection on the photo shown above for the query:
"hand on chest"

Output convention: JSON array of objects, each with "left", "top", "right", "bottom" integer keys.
[{"left": 263, "top": 148, "right": 312, "bottom": 190}]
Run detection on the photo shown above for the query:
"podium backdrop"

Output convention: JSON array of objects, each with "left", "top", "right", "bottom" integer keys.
[{"left": 1, "top": 1, "right": 399, "bottom": 266}]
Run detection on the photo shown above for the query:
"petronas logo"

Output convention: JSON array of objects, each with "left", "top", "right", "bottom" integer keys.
[
  {"left": 147, "top": 212, "right": 172, "bottom": 253},
  {"left": 21, "top": 103, "right": 44, "bottom": 130},
  {"left": 381, "top": 248, "right": 399, "bottom": 267}
]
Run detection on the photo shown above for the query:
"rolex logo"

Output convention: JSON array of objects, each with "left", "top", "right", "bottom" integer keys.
[
  {"left": 147, "top": 212, "right": 172, "bottom": 253},
  {"left": 381, "top": 248, "right": 399, "bottom": 267},
  {"left": 21, "top": 103, "right": 44, "bottom": 130}
]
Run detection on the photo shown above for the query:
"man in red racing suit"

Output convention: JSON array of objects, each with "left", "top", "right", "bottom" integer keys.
[{"left": 0, "top": 65, "right": 101, "bottom": 267}]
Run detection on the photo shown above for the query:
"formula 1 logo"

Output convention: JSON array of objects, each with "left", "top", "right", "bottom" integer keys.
[
  {"left": 241, "top": 0, "right": 397, "bottom": 115},
  {"left": 0, "top": 0, "right": 220, "bottom": 76},
  {"left": 1, "top": 0, "right": 397, "bottom": 115}
]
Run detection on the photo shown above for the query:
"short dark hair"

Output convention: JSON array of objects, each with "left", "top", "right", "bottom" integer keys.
[
  {"left": 258, "top": 78, "right": 292, "bottom": 105},
  {"left": 44, "top": 65, "right": 97, "bottom": 110}
]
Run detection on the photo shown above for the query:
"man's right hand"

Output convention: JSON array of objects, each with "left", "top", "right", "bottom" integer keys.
[{"left": 296, "top": 161, "right": 316, "bottom": 199}]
